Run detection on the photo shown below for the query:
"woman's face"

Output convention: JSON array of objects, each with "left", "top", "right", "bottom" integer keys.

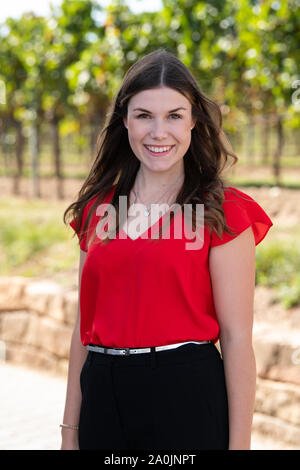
[{"left": 123, "top": 86, "right": 196, "bottom": 173}]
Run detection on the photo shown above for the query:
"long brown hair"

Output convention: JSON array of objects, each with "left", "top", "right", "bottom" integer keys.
[{"left": 64, "top": 47, "right": 242, "bottom": 249}]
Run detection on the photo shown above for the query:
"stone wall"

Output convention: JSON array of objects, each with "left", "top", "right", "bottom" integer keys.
[
  {"left": 251, "top": 287, "right": 300, "bottom": 449},
  {"left": 0, "top": 276, "right": 77, "bottom": 376},
  {"left": 0, "top": 277, "right": 299, "bottom": 449}
]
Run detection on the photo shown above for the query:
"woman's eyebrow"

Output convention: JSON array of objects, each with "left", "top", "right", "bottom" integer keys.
[{"left": 133, "top": 107, "right": 187, "bottom": 113}]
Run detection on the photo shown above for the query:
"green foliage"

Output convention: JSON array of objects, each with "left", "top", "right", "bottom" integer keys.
[
  {"left": 0, "top": 0, "right": 299, "bottom": 151},
  {"left": 0, "top": 198, "right": 77, "bottom": 277},
  {"left": 256, "top": 243, "right": 300, "bottom": 308},
  {"left": 277, "top": 274, "right": 300, "bottom": 309},
  {"left": 0, "top": 215, "right": 65, "bottom": 267}
]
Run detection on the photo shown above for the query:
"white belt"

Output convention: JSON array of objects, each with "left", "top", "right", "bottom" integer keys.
[{"left": 86, "top": 340, "right": 212, "bottom": 356}]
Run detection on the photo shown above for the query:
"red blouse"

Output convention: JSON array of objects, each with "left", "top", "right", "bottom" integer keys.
[{"left": 69, "top": 185, "right": 273, "bottom": 347}]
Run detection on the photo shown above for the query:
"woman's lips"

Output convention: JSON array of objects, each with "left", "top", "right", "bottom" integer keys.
[{"left": 144, "top": 145, "right": 175, "bottom": 157}]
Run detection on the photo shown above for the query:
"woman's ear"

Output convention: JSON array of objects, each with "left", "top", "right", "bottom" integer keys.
[{"left": 123, "top": 118, "right": 128, "bottom": 129}]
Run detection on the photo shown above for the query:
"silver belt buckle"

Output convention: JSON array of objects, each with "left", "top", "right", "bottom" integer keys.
[{"left": 122, "top": 348, "right": 131, "bottom": 355}]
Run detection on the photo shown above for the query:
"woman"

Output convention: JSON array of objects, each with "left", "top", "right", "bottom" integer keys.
[{"left": 62, "top": 48, "right": 273, "bottom": 450}]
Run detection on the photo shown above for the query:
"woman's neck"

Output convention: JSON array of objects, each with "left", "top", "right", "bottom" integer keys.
[{"left": 134, "top": 167, "right": 185, "bottom": 202}]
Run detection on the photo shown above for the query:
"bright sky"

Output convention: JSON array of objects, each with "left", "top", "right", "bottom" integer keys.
[{"left": 0, "top": 0, "right": 163, "bottom": 23}]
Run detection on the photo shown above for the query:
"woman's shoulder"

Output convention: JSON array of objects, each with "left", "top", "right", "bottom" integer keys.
[
  {"left": 210, "top": 185, "right": 273, "bottom": 247},
  {"left": 222, "top": 185, "right": 256, "bottom": 203}
]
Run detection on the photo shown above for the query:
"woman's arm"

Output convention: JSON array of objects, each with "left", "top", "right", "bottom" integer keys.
[
  {"left": 61, "top": 248, "right": 88, "bottom": 450},
  {"left": 209, "top": 226, "right": 257, "bottom": 450}
]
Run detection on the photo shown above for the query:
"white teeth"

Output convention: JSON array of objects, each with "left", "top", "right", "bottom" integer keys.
[{"left": 145, "top": 145, "right": 172, "bottom": 153}]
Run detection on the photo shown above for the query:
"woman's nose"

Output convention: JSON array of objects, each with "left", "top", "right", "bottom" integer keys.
[{"left": 149, "top": 120, "right": 168, "bottom": 139}]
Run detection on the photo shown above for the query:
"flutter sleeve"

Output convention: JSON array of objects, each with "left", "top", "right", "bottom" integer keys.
[
  {"left": 210, "top": 186, "right": 273, "bottom": 247},
  {"left": 69, "top": 186, "right": 116, "bottom": 252},
  {"left": 69, "top": 205, "right": 89, "bottom": 252}
]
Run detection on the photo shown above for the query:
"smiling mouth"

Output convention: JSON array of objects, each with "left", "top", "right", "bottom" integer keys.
[{"left": 144, "top": 144, "right": 175, "bottom": 155}]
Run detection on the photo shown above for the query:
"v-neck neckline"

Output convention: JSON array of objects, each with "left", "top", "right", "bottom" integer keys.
[
  {"left": 119, "top": 207, "right": 174, "bottom": 241},
  {"left": 108, "top": 184, "right": 180, "bottom": 241}
]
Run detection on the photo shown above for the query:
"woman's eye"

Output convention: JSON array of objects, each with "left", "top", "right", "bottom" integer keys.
[{"left": 136, "top": 113, "right": 182, "bottom": 119}]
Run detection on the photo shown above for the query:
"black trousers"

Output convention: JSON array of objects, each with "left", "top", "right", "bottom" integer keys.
[{"left": 78, "top": 342, "right": 229, "bottom": 450}]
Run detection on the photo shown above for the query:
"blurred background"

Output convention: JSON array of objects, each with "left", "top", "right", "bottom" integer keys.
[{"left": 0, "top": 0, "right": 299, "bottom": 450}]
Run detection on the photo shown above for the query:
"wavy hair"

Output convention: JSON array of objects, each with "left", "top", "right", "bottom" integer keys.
[{"left": 64, "top": 48, "right": 243, "bottom": 249}]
